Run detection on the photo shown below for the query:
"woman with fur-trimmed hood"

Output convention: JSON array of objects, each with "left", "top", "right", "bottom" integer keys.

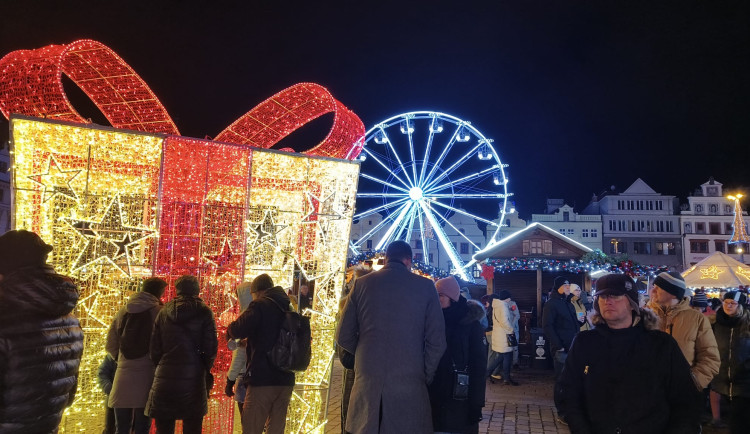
[
  {"left": 428, "top": 276, "right": 487, "bottom": 433},
  {"left": 560, "top": 273, "right": 701, "bottom": 434}
]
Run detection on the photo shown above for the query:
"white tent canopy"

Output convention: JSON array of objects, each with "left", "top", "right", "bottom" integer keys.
[{"left": 682, "top": 251, "right": 750, "bottom": 289}]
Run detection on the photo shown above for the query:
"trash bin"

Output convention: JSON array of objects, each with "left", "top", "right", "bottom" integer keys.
[{"left": 530, "top": 327, "right": 552, "bottom": 370}]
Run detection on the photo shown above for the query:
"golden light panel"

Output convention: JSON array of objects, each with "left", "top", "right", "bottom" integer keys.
[{"left": 10, "top": 116, "right": 360, "bottom": 433}]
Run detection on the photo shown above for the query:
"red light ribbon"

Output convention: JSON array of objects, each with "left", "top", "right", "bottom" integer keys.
[{"left": 0, "top": 39, "right": 364, "bottom": 160}]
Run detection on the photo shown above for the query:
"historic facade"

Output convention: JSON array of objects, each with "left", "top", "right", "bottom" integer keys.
[{"left": 531, "top": 200, "right": 602, "bottom": 251}]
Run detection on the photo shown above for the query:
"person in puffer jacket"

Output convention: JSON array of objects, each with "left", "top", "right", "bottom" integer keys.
[
  {"left": 0, "top": 230, "right": 84, "bottom": 434},
  {"left": 145, "top": 275, "right": 218, "bottom": 434}
]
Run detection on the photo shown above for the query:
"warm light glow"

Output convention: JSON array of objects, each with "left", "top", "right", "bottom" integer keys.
[
  {"left": 699, "top": 265, "right": 724, "bottom": 280},
  {"left": 11, "top": 117, "right": 359, "bottom": 433}
]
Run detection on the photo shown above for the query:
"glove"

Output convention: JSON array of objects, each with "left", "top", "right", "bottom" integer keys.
[{"left": 224, "top": 378, "right": 236, "bottom": 397}]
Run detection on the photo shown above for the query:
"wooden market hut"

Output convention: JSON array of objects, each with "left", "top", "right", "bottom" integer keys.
[{"left": 473, "top": 223, "right": 594, "bottom": 330}]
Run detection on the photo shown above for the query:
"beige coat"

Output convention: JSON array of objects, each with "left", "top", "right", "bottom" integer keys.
[
  {"left": 647, "top": 297, "right": 720, "bottom": 389},
  {"left": 336, "top": 261, "right": 446, "bottom": 434},
  {"left": 105, "top": 291, "right": 162, "bottom": 408}
]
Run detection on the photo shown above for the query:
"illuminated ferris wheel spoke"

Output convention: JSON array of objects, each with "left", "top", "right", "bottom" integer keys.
[
  {"left": 352, "top": 197, "right": 409, "bottom": 220},
  {"left": 422, "top": 125, "right": 461, "bottom": 188},
  {"left": 376, "top": 202, "right": 413, "bottom": 250},
  {"left": 427, "top": 199, "right": 499, "bottom": 227},
  {"left": 352, "top": 202, "right": 411, "bottom": 249},
  {"left": 359, "top": 173, "right": 410, "bottom": 194},
  {"left": 426, "top": 165, "right": 500, "bottom": 195},
  {"left": 425, "top": 202, "right": 481, "bottom": 250},
  {"left": 355, "top": 112, "right": 511, "bottom": 282},
  {"left": 418, "top": 201, "right": 466, "bottom": 279},
  {"left": 423, "top": 142, "right": 483, "bottom": 192},
  {"left": 362, "top": 147, "right": 413, "bottom": 190},
  {"left": 380, "top": 127, "right": 415, "bottom": 188}
]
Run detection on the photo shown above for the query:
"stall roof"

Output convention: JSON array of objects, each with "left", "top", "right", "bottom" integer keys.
[{"left": 682, "top": 251, "right": 750, "bottom": 288}]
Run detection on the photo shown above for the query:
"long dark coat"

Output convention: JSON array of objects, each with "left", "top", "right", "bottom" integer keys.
[
  {"left": 0, "top": 265, "right": 84, "bottom": 433},
  {"left": 542, "top": 290, "right": 579, "bottom": 352},
  {"left": 336, "top": 260, "right": 446, "bottom": 434},
  {"left": 428, "top": 297, "right": 487, "bottom": 432},
  {"left": 711, "top": 307, "right": 750, "bottom": 398},
  {"left": 145, "top": 294, "right": 218, "bottom": 420}
]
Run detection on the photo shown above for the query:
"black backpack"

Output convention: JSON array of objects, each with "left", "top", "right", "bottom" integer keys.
[
  {"left": 264, "top": 296, "right": 312, "bottom": 372},
  {"left": 117, "top": 310, "right": 154, "bottom": 359}
]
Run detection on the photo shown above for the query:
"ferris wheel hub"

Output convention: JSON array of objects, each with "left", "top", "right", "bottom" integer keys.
[{"left": 409, "top": 187, "right": 424, "bottom": 201}]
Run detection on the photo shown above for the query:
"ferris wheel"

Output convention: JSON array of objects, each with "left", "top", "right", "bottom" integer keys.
[{"left": 351, "top": 111, "right": 512, "bottom": 281}]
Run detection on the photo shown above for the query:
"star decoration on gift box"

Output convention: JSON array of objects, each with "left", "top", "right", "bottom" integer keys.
[
  {"left": 700, "top": 265, "right": 723, "bottom": 280},
  {"left": 247, "top": 210, "right": 287, "bottom": 248},
  {"left": 27, "top": 156, "right": 82, "bottom": 202},
  {"left": 203, "top": 239, "right": 243, "bottom": 275},
  {"left": 301, "top": 191, "right": 345, "bottom": 222},
  {"left": 69, "top": 195, "right": 156, "bottom": 276}
]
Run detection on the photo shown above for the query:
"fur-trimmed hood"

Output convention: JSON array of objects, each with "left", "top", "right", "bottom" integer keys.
[
  {"left": 591, "top": 307, "right": 660, "bottom": 331},
  {"left": 461, "top": 298, "right": 487, "bottom": 325}
]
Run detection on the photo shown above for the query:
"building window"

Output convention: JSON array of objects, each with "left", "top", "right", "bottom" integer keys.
[
  {"left": 429, "top": 253, "right": 434, "bottom": 263},
  {"left": 696, "top": 204, "right": 703, "bottom": 214},
  {"left": 591, "top": 229, "right": 598, "bottom": 238},
  {"left": 460, "top": 228, "right": 466, "bottom": 234},
  {"left": 543, "top": 240, "right": 552, "bottom": 255},
  {"left": 366, "top": 240, "right": 373, "bottom": 249},
  {"left": 563, "top": 212, "right": 570, "bottom": 222},
  {"left": 559, "top": 229, "right": 566, "bottom": 234},
  {"left": 715, "top": 241, "right": 725, "bottom": 253},
  {"left": 710, "top": 204, "right": 718, "bottom": 214},
  {"left": 414, "top": 240, "right": 420, "bottom": 249},
  {"left": 567, "top": 229, "right": 574, "bottom": 235},
  {"left": 726, "top": 223, "right": 733, "bottom": 233},
  {"left": 582, "top": 229, "right": 589, "bottom": 238},
  {"left": 610, "top": 240, "right": 626, "bottom": 254},
  {"left": 368, "top": 220, "right": 372, "bottom": 226},
  {"left": 709, "top": 222, "right": 721, "bottom": 235},
  {"left": 460, "top": 243, "right": 469, "bottom": 254},
  {"left": 690, "top": 240, "right": 709, "bottom": 253},
  {"left": 684, "top": 223, "right": 691, "bottom": 234},
  {"left": 656, "top": 242, "right": 676, "bottom": 255},
  {"left": 633, "top": 242, "right": 651, "bottom": 254},
  {"left": 696, "top": 222, "right": 705, "bottom": 234},
  {"left": 725, "top": 205, "right": 732, "bottom": 214}
]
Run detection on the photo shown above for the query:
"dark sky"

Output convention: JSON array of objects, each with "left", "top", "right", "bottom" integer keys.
[{"left": 2, "top": 1, "right": 749, "bottom": 219}]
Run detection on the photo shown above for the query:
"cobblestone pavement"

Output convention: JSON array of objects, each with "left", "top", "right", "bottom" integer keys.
[
  {"left": 325, "top": 360, "right": 570, "bottom": 434},
  {"left": 324, "top": 359, "right": 729, "bottom": 434}
]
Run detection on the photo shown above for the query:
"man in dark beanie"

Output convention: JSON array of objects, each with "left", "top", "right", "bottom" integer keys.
[
  {"left": 542, "top": 275, "right": 579, "bottom": 424},
  {"left": 146, "top": 275, "right": 218, "bottom": 434},
  {"left": 647, "top": 271, "right": 719, "bottom": 391},
  {"left": 228, "top": 274, "right": 297, "bottom": 434},
  {"left": 105, "top": 277, "right": 167, "bottom": 434},
  {"left": 560, "top": 273, "right": 701, "bottom": 433},
  {"left": 0, "top": 230, "right": 84, "bottom": 432}
]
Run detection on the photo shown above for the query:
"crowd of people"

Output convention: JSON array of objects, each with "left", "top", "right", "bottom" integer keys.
[{"left": 3, "top": 229, "right": 750, "bottom": 434}]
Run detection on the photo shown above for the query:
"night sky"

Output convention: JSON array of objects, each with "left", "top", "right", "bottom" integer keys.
[{"left": 2, "top": 1, "right": 748, "bottom": 219}]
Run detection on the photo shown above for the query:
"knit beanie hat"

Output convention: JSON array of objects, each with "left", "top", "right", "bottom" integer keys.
[
  {"left": 175, "top": 275, "right": 200, "bottom": 296},
  {"left": 553, "top": 276, "right": 570, "bottom": 292},
  {"left": 250, "top": 273, "right": 274, "bottom": 294},
  {"left": 0, "top": 230, "right": 53, "bottom": 275},
  {"left": 653, "top": 271, "right": 686, "bottom": 299},
  {"left": 690, "top": 288, "right": 709, "bottom": 308},
  {"left": 724, "top": 291, "right": 748, "bottom": 307},
  {"left": 141, "top": 277, "right": 167, "bottom": 299},
  {"left": 435, "top": 276, "right": 460, "bottom": 302},
  {"left": 497, "top": 290, "right": 511, "bottom": 301}
]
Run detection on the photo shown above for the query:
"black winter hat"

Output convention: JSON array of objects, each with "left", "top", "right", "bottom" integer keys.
[
  {"left": 175, "top": 275, "right": 200, "bottom": 296},
  {"left": 141, "top": 277, "right": 167, "bottom": 299},
  {"left": 250, "top": 273, "right": 274, "bottom": 293},
  {"left": 724, "top": 291, "right": 748, "bottom": 307},
  {"left": 553, "top": 276, "right": 570, "bottom": 292},
  {"left": 653, "top": 271, "right": 686, "bottom": 300},
  {"left": 595, "top": 273, "right": 638, "bottom": 304},
  {"left": 497, "top": 290, "right": 511, "bottom": 301},
  {"left": 0, "top": 230, "right": 53, "bottom": 275},
  {"left": 690, "top": 288, "right": 709, "bottom": 308}
]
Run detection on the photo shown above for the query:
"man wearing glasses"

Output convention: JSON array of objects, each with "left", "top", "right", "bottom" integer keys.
[{"left": 559, "top": 273, "right": 701, "bottom": 433}]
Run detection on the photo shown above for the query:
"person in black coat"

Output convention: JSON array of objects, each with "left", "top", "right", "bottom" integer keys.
[
  {"left": 710, "top": 291, "right": 750, "bottom": 433},
  {"left": 560, "top": 273, "right": 701, "bottom": 434},
  {"left": 0, "top": 230, "right": 84, "bottom": 433},
  {"left": 227, "top": 274, "right": 295, "bottom": 434},
  {"left": 145, "top": 275, "right": 218, "bottom": 434},
  {"left": 428, "top": 276, "right": 487, "bottom": 434},
  {"left": 542, "top": 276, "right": 579, "bottom": 422}
]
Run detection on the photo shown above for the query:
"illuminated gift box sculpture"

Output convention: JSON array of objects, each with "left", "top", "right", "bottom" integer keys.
[{"left": 1, "top": 40, "right": 364, "bottom": 433}]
